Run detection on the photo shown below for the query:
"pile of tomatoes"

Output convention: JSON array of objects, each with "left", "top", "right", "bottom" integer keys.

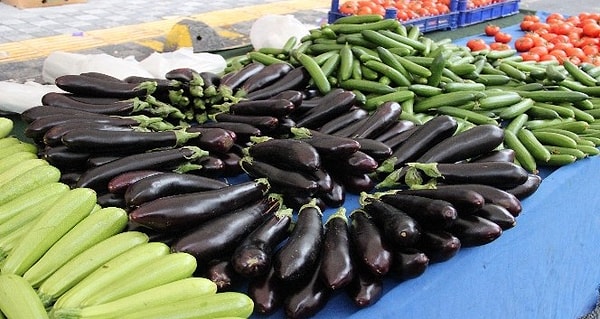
[
  {"left": 516, "top": 13, "right": 600, "bottom": 65},
  {"left": 462, "top": 0, "right": 510, "bottom": 10},
  {"left": 468, "top": 12, "right": 600, "bottom": 66},
  {"left": 337, "top": 0, "right": 453, "bottom": 21}
]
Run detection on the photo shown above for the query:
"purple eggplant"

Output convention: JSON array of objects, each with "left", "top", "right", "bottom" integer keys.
[
  {"left": 75, "top": 146, "right": 207, "bottom": 192},
  {"left": 129, "top": 179, "right": 270, "bottom": 232},
  {"left": 319, "top": 208, "right": 355, "bottom": 290},
  {"left": 171, "top": 193, "right": 281, "bottom": 265},
  {"left": 230, "top": 207, "right": 293, "bottom": 278},
  {"left": 273, "top": 200, "right": 323, "bottom": 282},
  {"left": 349, "top": 209, "right": 392, "bottom": 277},
  {"left": 123, "top": 172, "right": 229, "bottom": 207}
]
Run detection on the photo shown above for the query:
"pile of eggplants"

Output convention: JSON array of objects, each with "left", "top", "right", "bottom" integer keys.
[{"left": 20, "top": 63, "right": 544, "bottom": 318}]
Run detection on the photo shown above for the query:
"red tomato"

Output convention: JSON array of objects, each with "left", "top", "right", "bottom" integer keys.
[
  {"left": 520, "top": 52, "right": 540, "bottom": 62},
  {"left": 339, "top": 0, "right": 358, "bottom": 15},
  {"left": 529, "top": 45, "right": 549, "bottom": 57},
  {"left": 489, "top": 42, "right": 511, "bottom": 50},
  {"left": 582, "top": 23, "right": 600, "bottom": 37},
  {"left": 546, "top": 12, "right": 565, "bottom": 23},
  {"left": 514, "top": 36, "right": 535, "bottom": 52},
  {"left": 520, "top": 20, "right": 535, "bottom": 31},
  {"left": 494, "top": 31, "right": 513, "bottom": 43},
  {"left": 485, "top": 24, "right": 501, "bottom": 36},
  {"left": 582, "top": 44, "right": 599, "bottom": 56},
  {"left": 539, "top": 54, "right": 559, "bottom": 62},
  {"left": 523, "top": 14, "right": 541, "bottom": 22},
  {"left": 466, "top": 38, "right": 489, "bottom": 51}
]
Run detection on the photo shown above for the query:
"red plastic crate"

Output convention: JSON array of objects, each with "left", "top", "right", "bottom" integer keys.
[
  {"left": 456, "top": 0, "right": 520, "bottom": 27},
  {"left": 328, "top": 0, "right": 459, "bottom": 33}
]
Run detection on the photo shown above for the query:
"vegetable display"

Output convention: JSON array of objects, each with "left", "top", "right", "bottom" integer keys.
[{"left": 1, "top": 11, "right": 600, "bottom": 319}]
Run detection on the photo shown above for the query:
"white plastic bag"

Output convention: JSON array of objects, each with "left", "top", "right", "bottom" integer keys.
[
  {"left": 0, "top": 81, "right": 64, "bottom": 114},
  {"left": 250, "top": 14, "right": 312, "bottom": 50},
  {"left": 42, "top": 51, "right": 153, "bottom": 83},
  {"left": 138, "top": 48, "right": 227, "bottom": 79}
]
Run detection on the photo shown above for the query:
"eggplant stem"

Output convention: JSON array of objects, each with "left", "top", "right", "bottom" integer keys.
[{"left": 325, "top": 207, "right": 347, "bottom": 224}]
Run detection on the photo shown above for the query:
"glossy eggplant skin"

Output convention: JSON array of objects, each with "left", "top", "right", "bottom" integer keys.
[
  {"left": 436, "top": 184, "right": 522, "bottom": 217},
  {"left": 396, "top": 188, "right": 485, "bottom": 216},
  {"left": 349, "top": 210, "right": 392, "bottom": 277},
  {"left": 42, "top": 121, "right": 136, "bottom": 147},
  {"left": 25, "top": 114, "right": 140, "bottom": 140},
  {"left": 377, "top": 193, "right": 458, "bottom": 230},
  {"left": 284, "top": 263, "right": 331, "bottom": 319},
  {"left": 294, "top": 90, "right": 356, "bottom": 129},
  {"left": 240, "top": 157, "right": 319, "bottom": 196},
  {"left": 204, "top": 259, "right": 241, "bottom": 292},
  {"left": 374, "top": 120, "right": 416, "bottom": 142},
  {"left": 318, "top": 178, "right": 346, "bottom": 208},
  {"left": 348, "top": 101, "right": 403, "bottom": 139},
  {"left": 415, "top": 124, "right": 505, "bottom": 164},
  {"left": 353, "top": 138, "right": 393, "bottom": 162},
  {"left": 470, "top": 149, "right": 516, "bottom": 163},
  {"left": 108, "top": 170, "right": 162, "bottom": 194},
  {"left": 317, "top": 108, "right": 369, "bottom": 135},
  {"left": 229, "top": 98, "right": 296, "bottom": 117},
  {"left": 55, "top": 74, "right": 155, "bottom": 98},
  {"left": 212, "top": 113, "right": 280, "bottom": 133},
  {"left": 171, "top": 194, "right": 281, "bottom": 266},
  {"left": 319, "top": 209, "right": 355, "bottom": 290},
  {"left": 184, "top": 126, "right": 237, "bottom": 154},
  {"left": 60, "top": 128, "right": 186, "bottom": 154},
  {"left": 41, "top": 92, "right": 135, "bottom": 115},
  {"left": 195, "top": 121, "right": 261, "bottom": 143},
  {"left": 123, "top": 172, "right": 229, "bottom": 208},
  {"left": 391, "top": 115, "right": 458, "bottom": 168},
  {"left": 75, "top": 146, "right": 202, "bottom": 192},
  {"left": 390, "top": 249, "right": 429, "bottom": 281},
  {"left": 247, "top": 266, "right": 286, "bottom": 315},
  {"left": 447, "top": 215, "right": 503, "bottom": 247},
  {"left": 248, "top": 138, "right": 321, "bottom": 173},
  {"left": 504, "top": 173, "right": 542, "bottom": 199},
  {"left": 433, "top": 162, "right": 529, "bottom": 190},
  {"left": 473, "top": 204, "right": 516, "bottom": 230},
  {"left": 239, "top": 62, "right": 294, "bottom": 94},
  {"left": 245, "top": 66, "right": 311, "bottom": 100},
  {"left": 128, "top": 179, "right": 270, "bottom": 232},
  {"left": 272, "top": 201, "right": 323, "bottom": 282},
  {"left": 21, "top": 104, "right": 114, "bottom": 123},
  {"left": 331, "top": 151, "right": 379, "bottom": 175},
  {"left": 231, "top": 209, "right": 293, "bottom": 278},
  {"left": 361, "top": 198, "right": 422, "bottom": 249},
  {"left": 292, "top": 128, "right": 361, "bottom": 159},
  {"left": 346, "top": 263, "right": 383, "bottom": 308},
  {"left": 415, "top": 230, "right": 461, "bottom": 263},
  {"left": 42, "top": 145, "right": 90, "bottom": 171}
]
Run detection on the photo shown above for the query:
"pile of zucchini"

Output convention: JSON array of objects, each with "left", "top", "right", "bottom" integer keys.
[
  {"left": 3, "top": 14, "right": 600, "bottom": 318},
  {"left": 0, "top": 117, "right": 253, "bottom": 319}
]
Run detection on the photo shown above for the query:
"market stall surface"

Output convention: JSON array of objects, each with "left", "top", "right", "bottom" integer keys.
[{"left": 1, "top": 1, "right": 600, "bottom": 319}]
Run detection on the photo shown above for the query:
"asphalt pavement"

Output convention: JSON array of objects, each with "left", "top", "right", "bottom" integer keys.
[{"left": 0, "top": 0, "right": 598, "bottom": 82}]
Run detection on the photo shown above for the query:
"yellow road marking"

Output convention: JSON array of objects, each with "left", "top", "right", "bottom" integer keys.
[{"left": 0, "top": 0, "right": 329, "bottom": 63}]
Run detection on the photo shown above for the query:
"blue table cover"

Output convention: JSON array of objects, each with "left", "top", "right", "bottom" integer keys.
[{"left": 255, "top": 12, "right": 600, "bottom": 318}]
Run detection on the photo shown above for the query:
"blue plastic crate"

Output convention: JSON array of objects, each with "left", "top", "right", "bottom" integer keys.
[
  {"left": 456, "top": 0, "right": 520, "bottom": 27},
  {"left": 328, "top": 0, "right": 459, "bottom": 33}
]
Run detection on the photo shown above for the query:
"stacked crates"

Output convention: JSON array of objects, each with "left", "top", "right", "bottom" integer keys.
[
  {"left": 457, "top": 0, "right": 521, "bottom": 27},
  {"left": 328, "top": 0, "right": 520, "bottom": 31},
  {"left": 327, "top": 0, "right": 460, "bottom": 33}
]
